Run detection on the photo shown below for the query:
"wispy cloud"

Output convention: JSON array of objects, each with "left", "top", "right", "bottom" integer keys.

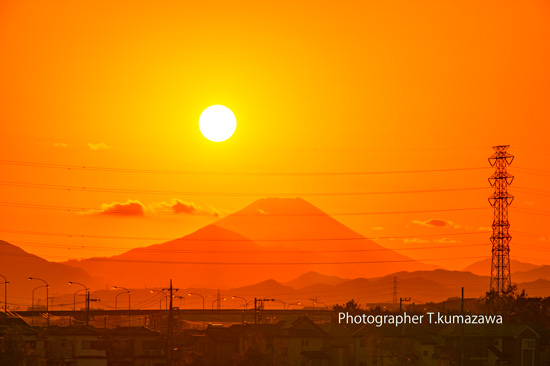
[
  {"left": 433, "top": 237, "right": 462, "bottom": 244},
  {"left": 88, "top": 142, "right": 111, "bottom": 150},
  {"left": 99, "top": 200, "right": 144, "bottom": 216},
  {"left": 93, "top": 199, "right": 220, "bottom": 217},
  {"left": 53, "top": 143, "right": 68, "bottom": 147},
  {"left": 404, "top": 238, "right": 429, "bottom": 244},
  {"left": 372, "top": 227, "right": 384, "bottom": 231},
  {"left": 152, "top": 199, "right": 219, "bottom": 216},
  {"left": 412, "top": 219, "right": 460, "bottom": 229}
]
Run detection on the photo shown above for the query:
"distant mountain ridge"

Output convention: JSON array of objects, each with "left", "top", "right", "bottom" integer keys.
[
  {"left": 283, "top": 271, "right": 348, "bottom": 289},
  {"left": 64, "top": 197, "right": 436, "bottom": 288},
  {"left": 463, "top": 258, "right": 540, "bottom": 276},
  {"left": 2, "top": 237, "right": 549, "bottom": 309},
  {"left": 0, "top": 240, "right": 99, "bottom": 306}
]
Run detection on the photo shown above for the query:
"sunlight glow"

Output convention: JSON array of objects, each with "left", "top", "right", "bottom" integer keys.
[{"left": 199, "top": 105, "right": 237, "bottom": 142}]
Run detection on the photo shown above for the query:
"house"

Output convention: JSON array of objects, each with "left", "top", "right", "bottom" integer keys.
[
  {"left": 0, "top": 316, "right": 46, "bottom": 365},
  {"left": 202, "top": 316, "right": 332, "bottom": 366},
  {"left": 46, "top": 325, "right": 107, "bottom": 366},
  {"left": 440, "top": 323, "right": 549, "bottom": 366},
  {"left": 105, "top": 326, "right": 166, "bottom": 366},
  {"left": 320, "top": 322, "right": 354, "bottom": 366},
  {"left": 352, "top": 324, "right": 440, "bottom": 366}
]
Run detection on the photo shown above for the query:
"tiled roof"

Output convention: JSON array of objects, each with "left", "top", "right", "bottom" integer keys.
[
  {"left": 106, "top": 326, "right": 162, "bottom": 337},
  {"left": 300, "top": 350, "right": 330, "bottom": 359},
  {"left": 46, "top": 325, "right": 102, "bottom": 336}
]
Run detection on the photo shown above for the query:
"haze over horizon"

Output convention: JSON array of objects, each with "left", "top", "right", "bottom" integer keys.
[{"left": 1, "top": 0, "right": 550, "bottom": 287}]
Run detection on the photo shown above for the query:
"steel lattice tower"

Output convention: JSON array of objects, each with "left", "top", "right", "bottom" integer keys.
[{"left": 488, "top": 145, "right": 514, "bottom": 295}]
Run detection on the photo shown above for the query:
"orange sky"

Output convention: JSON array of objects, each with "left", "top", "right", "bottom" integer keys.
[{"left": 1, "top": 0, "right": 550, "bottom": 270}]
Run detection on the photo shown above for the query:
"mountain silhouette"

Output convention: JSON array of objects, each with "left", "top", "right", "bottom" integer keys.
[
  {"left": 65, "top": 225, "right": 263, "bottom": 288},
  {"left": 215, "top": 197, "right": 436, "bottom": 276},
  {"left": 0, "top": 240, "right": 98, "bottom": 309},
  {"left": 513, "top": 265, "right": 550, "bottom": 283},
  {"left": 283, "top": 271, "right": 348, "bottom": 289},
  {"left": 65, "top": 197, "right": 435, "bottom": 288},
  {"left": 463, "top": 258, "right": 540, "bottom": 276}
]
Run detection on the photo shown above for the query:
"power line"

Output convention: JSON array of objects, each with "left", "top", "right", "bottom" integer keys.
[
  {"left": 0, "top": 159, "right": 490, "bottom": 176},
  {"left": 0, "top": 201, "right": 489, "bottom": 216},
  {"left": 511, "top": 167, "right": 550, "bottom": 177},
  {"left": 0, "top": 229, "right": 169, "bottom": 241},
  {"left": 0, "top": 180, "right": 490, "bottom": 197},
  {"left": 512, "top": 187, "right": 550, "bottom": 196},
  {"left": 513, "top": 256, "right": 550, "bottom": 265},
  {"left": 0, "top": 228, "right": 490, "bottom": 242},
  {"left": 515, "top": 243, "right": 550, "bottom": 253},
  {"left": 513, "top": 208, "right": 550, "bottom": 217},
  {"left": 0, "top": 250, "right": 487, "bottom": 265},
  {"left": 512, "top": 231, "right": 550, "bottom": 239},
  {"left": 6, "top": 239, "right": 489, "bottom": 254}
]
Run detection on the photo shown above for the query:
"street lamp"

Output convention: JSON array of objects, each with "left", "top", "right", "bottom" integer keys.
[
  {"left": 69, "top": 281, "right": 90, "bottom": 325},
  {"left": 273, "top": 299, "right": 287, "bottom": 310},
  {"left": 29, "top": 277, "right": 49, "bottom": 312},
  {"left": 288, "top": 302, "right": 301, "bottom": 309},
  {"left": 188, "top": 293, "right": 205, "bottom": 310},
  {"left": 150, "top": 289, "right": 168, "bottom": 310},
  {"left": 231, "top": 296, "right": 249, "bottom": 310},
  {"left": 0, "top": 274, "right": 8, "bottom": 312},
  {"left": 173, "top": 296, "right": 185, "bottom": 308},
  {"left": 314, "top": 300, "right": 328, "bottom": 310},
  {"left": 69, "top": 282, "right": 89, "bottom": 310},
  {"left": 188, "top": 292, "right": 205, "bottom": 328},
  {"left": 113, "top": 286, "right": 130, "bottom": 310},
  {"left": 211, "top": 297, "right": 226, "bottom": 309},
  {"left": 29, "top": 277, "right": 49, "bottom": 326},
  {"left": 113, "top": 286, "right": 131, "bottom": 326}
]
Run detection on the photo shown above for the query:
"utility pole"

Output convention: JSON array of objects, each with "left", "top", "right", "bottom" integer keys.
[
  {"left": 254, "top": 298, "right": 274, "bottom": 324},
  {"left": 165, "top": 279, "right": 177, "bottom": 366},
  {"left": 86, "top": 290, "right": 90, "bottom": 325},
  {"left": 87, "top": 297, "right": 100, "bottom": 326},
  {"left": 216, "top": 289, "right": 221, "bottom": 310},
  {"left": 254, "top": 298, "right": 257, "bottom": 325},
  {"left": 399, "top": 297, "right": 410, "bottom": 312},
  {"left": 488, "top": 145, "right": 514, "bottom": 295},
  {"left": 0, "top": 275, "right": 8, "bottom": 313},
  {"left": 460, "top": 287, "right": 464, "bottom": 366},
  {"left": 392, "top": 277, "right": 398, "bottom": 305},
  {"left": 83, "top": 290, "right": 101, "bottom": 326}
]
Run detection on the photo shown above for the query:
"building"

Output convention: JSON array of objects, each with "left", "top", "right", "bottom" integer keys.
[
  {"left": 46, "top": 325, "right": 107, "bottom": 366},
  {"left": 105, "top": 326, "right": 166, "bottom": 366},
  {"left": 203, "top": 317, "right": 332, "bottom": 366},
  {"left": 440, "top": 323, "right": 550, "bottom": 366}
]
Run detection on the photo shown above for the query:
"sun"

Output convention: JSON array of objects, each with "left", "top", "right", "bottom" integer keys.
[{"left": 198, "top": 105, "right": 237, "bottom": 142}]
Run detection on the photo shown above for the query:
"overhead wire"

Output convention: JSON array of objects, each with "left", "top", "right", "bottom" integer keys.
[
  {"left": 0, "top": 180, "right": 491, "bottom": 197},
  {"left": 0, "top": 159, "right": 491, "bottom": 176},
  {"left": 5, "top": 239, "right": 489, "bottom": 254},
  {"left": 0, "top": 201, "right": 489, "bottom": 217},
  {"left": 0, "top": 228, "right": 490, "bottom": 242},
  {"left": 0, "top": 250, "right": 488, "bottom": 265}
]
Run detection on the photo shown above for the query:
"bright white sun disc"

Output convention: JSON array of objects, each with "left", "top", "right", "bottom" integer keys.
[{"left": 199, "top": 105, "right": 237, "bottom": 142}]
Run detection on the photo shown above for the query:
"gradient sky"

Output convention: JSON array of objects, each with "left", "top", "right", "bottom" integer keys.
[{"left": 1, "top": 0, "right": 549, "bottom": 270}]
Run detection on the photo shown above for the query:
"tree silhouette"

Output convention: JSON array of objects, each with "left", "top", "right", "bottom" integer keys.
[{"left": 0, "top": 327, "right": 41, "bottom": 366}]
